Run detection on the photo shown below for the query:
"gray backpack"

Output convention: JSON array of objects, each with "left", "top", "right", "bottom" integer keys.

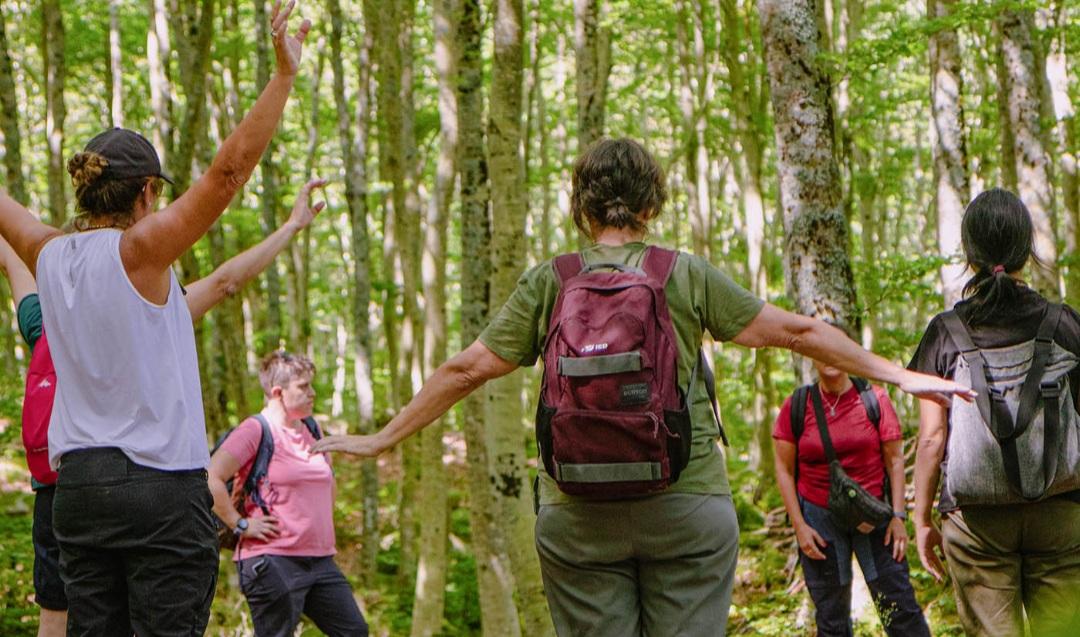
[{"left": 942, "top": 304, "right": 1080, "bottom": 506}]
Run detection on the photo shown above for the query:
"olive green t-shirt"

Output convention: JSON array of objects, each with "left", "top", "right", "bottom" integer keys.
[{"left": 478, "top": 242, "right": 765, "bottom": 505}]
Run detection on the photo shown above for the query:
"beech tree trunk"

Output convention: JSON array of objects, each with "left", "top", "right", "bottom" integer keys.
[
  {"left": 458, "top": 1, "right": 522, "bottom": 633},
  {"left": 487, "top": 0, "right": 554, "bottom": 633},
  {"left": 328, "top": 0, "right": 378, "bottom": 587},
  {"left": 929, "top": 0, "right": 969, "bottom": 309},
  {"left": 759, "top": 0, "right": 859, "bottom": 383},
  {"left": 409, "top": 1, "right": 458, "bottom": 633},
  {"left": 573, "top": 0, "right": 610, "bottom": 152},
  {"left": 0, "top": 6, "right": 26, "bottom": 207},
  {"left": 252, "top": 0, "right": 283, "bottom": 348},
  {"left": 109, "top": 0, "right": 123, "bottom": 128},
  {"left": 42, "top": 0, "right": 66, "bottom": 226},
  {"left": 997, "top": 7, "right": 1059, "bottom": 296}
]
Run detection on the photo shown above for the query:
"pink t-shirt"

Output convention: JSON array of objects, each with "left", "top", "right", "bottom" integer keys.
[{"left": 220, "top": 415, "right": 336, "bottom": 560}]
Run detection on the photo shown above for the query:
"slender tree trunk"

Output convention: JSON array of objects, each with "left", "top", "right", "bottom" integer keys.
[
  {"left": 148, "top": 0, "right": 172, "bottom": 164},
  {"left": 252, "top": 0, "right": 283, "bottom": 347},
  {"left": 488, "top": 0, "right": 553, "bottom": 634},
  {"left": 721, "top": 0, "right": 774, "bottom": 484},
  {"left": 42, "top": 0, "right": 66, "bottom": 226},
  {"left": 929, "top": 0, "right": 969, "bottom": 309},
  {"left": 1044, "top": 1, "right": 1078, "bottom": 303},
  {"left": 759, "top": 0, "right": 859, "bottom": 384},
  {"left": 168, "top": 0, "right": 220, "bottom": 432},
  {"left": 410, "top": 5, "right": 458, "bottom": 634},
  {"left": 109, "top": 0, "right": 123, "bottom": 127},
  {"left": 0, "top": 6, "right": 26, "bottom": 207},
  {"left": 458, "top": 1, "right": 522, "bottom": 633},
  {"left": 573, "top": 0, "right": 610, "bottom": 152},
  {"left": 997, "top": 8, "right": 1059, "bottom": 296},
  {"left": 328, "top": 0, "right": 378, "bottom": 587}
]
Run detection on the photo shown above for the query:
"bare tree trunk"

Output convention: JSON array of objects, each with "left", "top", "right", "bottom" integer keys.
[
  {"left": 168, "top": 0, "right": 220, "bottom": 432},
  {"left": 929, "top": 0, "right": 969, "bottom": 309},
  {"left": 459, "top": 1, "right": 522, "bottom": 633},
  {"left": 42, "top": 0, "right": 66, "bottom": 226},
  {"left": 252, "top": 0, "right": 283, "bottom": 347},
  {"left": 721, "top": 0, "right": 775, "bottom": 485},
  {"left": 997, "top": 7, "right": 1059, "bottom": 296},
  {"left": 0, "top": 5, "right": 26, "bottom": 207},
  {"left": 328, "top": 0, "right": 378, "bottom": 587},
  {"left": 488, "top": 0, "right": 553, "bottom": 634},
  {"left": 1044, "top": 1, "right": 1078, "bottom": 303},
  {"left": 109, "top": 0, "right": 123, "bottom": 128},
  {"left": 573, "top": 0, "right": 610, "bottom": 152},
  {"left": 759, "top": 0, "right": 859, "bottom": 384},
  {"left": 148, "top": 0, "right": 173, "bottom": 164},
  {"left": 410, "top": 6, "right": 458, "bottom": 634}
]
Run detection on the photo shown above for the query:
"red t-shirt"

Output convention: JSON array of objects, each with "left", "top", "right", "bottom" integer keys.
[{"left": 773, "top": 384, "right": 902, "bottom": 508}]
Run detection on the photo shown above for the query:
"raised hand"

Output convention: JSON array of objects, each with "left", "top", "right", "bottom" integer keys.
[
  {"left": 286, "top": 178, "right": 327, "bottom": 231},
  {"left": 270, "top": 0, "right": 312, "bottom": 77}
]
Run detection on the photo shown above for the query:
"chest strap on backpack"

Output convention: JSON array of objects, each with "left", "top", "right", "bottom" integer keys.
[{"left": 941, "top": 305, "right": 1065, "bottom": 500}]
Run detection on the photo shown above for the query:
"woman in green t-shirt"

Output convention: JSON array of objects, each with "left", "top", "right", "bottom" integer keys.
[{"left": 314, "top": 138, "right": 973, "bottom": 636}]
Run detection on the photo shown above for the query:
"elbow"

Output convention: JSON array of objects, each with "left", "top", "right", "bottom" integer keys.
[{"left": 208, "top": 157, "right": 251, "bottom": 194}]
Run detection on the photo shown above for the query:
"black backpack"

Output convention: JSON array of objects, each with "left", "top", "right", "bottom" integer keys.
[
  {"left": 211, "top": 414, "right": 323, "bottom": 550},
  {"left": 789, "top": 377, "right": 881, "bottom": 485}
]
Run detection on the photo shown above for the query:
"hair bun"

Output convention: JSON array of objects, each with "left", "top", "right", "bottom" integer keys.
[{"left": 67, "top": 152, "right": 109, "bottom": 189}]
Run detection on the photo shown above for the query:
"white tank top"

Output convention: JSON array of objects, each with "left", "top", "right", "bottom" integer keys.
[{"left": 36, "top": 229, "right": 209, "bottom": 471}]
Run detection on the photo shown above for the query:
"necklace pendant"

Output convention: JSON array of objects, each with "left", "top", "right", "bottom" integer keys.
[{"left": 829, "top": 407, "right": 836, "bottom": 417}]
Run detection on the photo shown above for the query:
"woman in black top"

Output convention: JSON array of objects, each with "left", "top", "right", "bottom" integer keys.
[{"left": 909, "top": 189, "right": 1080, "bottom": 637}]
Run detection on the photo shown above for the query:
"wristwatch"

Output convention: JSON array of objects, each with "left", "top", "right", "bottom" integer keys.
[
  {"left": 234, "top": 518, "right": 249, "bottom": 537},
  {"left": 892, "top": 510, "right": 908, "bottom": 521}
]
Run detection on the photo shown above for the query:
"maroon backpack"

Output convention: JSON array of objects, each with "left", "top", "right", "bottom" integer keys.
[
  {"left": 23, "top": 330, "right": 58, "bottom": 486},
  {"left": 537, "top": 246, "right": 714, "bottom": 498}
]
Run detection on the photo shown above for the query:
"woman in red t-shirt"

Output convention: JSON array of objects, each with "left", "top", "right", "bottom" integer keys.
[{"left": 773, "top": 350, "right": 928, "bottom": 637}]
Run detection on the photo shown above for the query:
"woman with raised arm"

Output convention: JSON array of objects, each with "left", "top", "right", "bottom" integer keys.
[
  {"left": 313, "top": 138, "right": 973, "bottom": 636},
  {"left": 0, "top": 3, "right": 310, "bottom": 634}
]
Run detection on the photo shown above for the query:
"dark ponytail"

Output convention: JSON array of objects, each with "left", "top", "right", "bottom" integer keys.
[{"left": 960, "top": 188, "right": 1036, "bottom": 325}]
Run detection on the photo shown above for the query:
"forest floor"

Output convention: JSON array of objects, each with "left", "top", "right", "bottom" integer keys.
[{"left": 0, "top": 407, "right": 964, "bottom": 636}]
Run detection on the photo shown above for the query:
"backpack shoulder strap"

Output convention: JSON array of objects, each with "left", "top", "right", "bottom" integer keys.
[
  {"left": 552, "top": 253, "right": 585, "bottom": 285},
  {"left": 641, "top": 246, "right": 679, "bottom": 286},
  {"left": 302, "top": 416, "right": 323, "bottom": 441},
  {"left": 940, "top": 310, "right": 1001, "bottom": 436},
  {"left": 809, "top": 386, "right": 840, "bottom": 464},
  {"left": 244, "top": 414, "right": 275, "bottom": 514},
  {"left": 851, "top": 377, "right": 881, "bottom": 429},
  {"left": 689, "top": 349, "right": 728, "bottom": 446}
]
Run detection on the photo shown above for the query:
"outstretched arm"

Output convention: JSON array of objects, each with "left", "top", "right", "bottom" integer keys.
[
  {"left": 0, "top": 192, "right": 61, "bottom": 275},
  {"left": 732, "top": 304, "right": 975, "bottom": 406},
  {"left": 311, "top": 340, "right": 518, "bottom": 457},
  {"left": 121, "top": 2, "right": 311, "bottom": 284},
  {"left": 0, "top": 233, "right": 37, "bottom": 304},
  {"left": 185, "top": 178, "right": 326, "bottom": 320}
]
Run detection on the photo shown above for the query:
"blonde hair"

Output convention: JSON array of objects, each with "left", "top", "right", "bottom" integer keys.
[{"left": 259, "top": 351, "right": 315, "bottom": 396}]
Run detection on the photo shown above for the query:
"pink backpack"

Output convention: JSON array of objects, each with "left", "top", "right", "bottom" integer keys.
[
  {"left": 537, "top": 246, "right": 699, "bottom": 498},
  {"left": 23, "top": 330, "right": 58, "bottom": 485}
]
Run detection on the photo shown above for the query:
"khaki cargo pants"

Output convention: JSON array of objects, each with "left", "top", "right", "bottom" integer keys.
[
  {"left": 942, "top": 497, "right": 1080, "bottom": 637},
  {"left": 535, "top": 493, "right": 739, "bottom": 637}
]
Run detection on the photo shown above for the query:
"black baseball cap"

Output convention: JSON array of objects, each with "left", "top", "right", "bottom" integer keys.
[{"left": 83, "top": 128, "right": 174, "bottom": 185}]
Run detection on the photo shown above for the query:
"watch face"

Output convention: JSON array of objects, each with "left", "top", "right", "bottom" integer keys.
[{"left": 236, "top": 519, "right": 249, "bottom": 531}]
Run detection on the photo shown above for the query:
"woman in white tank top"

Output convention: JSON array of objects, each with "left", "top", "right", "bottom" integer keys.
[{"left": 0, "top": 4, "right": 313, "bottom": 634}]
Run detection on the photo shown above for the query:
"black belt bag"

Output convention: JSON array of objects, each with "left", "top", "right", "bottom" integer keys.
[{"left": 810, "top": 386, "right": 893, "bottom": 530}]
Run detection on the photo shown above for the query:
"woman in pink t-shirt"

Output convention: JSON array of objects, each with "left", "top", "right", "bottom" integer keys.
[
  {"left": 773, "top": 337, "right": 928, "bottom": 637},
  {"left": 208, "top": 352, "right": 367, "bottom": 637}
]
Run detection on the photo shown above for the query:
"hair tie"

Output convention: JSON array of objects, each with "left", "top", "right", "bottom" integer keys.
[{"left": 991, "top": 265, "right": 1006, "bottom": 275}]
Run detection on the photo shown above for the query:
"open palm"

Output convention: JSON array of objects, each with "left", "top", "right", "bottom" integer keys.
[{"left": 270, "top": 0, "right": 311, "bottom": 77}]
